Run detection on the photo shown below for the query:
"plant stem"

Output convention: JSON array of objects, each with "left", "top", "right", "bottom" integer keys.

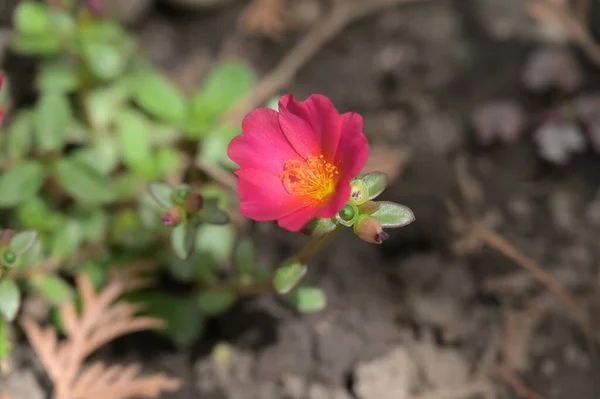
[{"left": 225, "top": 226, "right": 343, "bottom": 297}]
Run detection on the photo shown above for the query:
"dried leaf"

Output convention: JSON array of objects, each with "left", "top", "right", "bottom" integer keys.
[
  {"left": 21, "top": 274, "right": 180, "bottom": 399},
  {"left": 238, "top": 0, "right": 287, "bottom": 38}
]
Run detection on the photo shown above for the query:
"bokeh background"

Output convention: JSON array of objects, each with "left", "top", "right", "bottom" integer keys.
[{"left": 2, "top": 0, "right": 600, "bottom": 398}]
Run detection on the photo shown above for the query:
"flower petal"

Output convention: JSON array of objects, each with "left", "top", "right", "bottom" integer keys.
[
  {"left": 278, "top": 94, "right": 342, "bottom": 160},
  {"left": 236, "top": 168, "right": 302, "bottom": 221},
  {"left": 335, "top": 112, "right": 369, "bottom": 180},
  {"left": 228, "top": 108, "right": 300, "bottom": 175},
  {"left": 277, "top": 205, "right": 320, "bottom": 232},
  {"left": 316, "top": 177, "right": 352, "bottom": 218}
]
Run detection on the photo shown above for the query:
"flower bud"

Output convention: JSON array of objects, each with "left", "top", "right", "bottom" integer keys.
[
  {"left": 183, "top": 193, "right": 204, "bottom": 214},
  {"left": 354, "top": 215, "right": 389, "bottom": 244},
  {"left": 1, "top": 248, "right": 17, "bottom": 268},
  {"left": 349, "top": 180, "right": 369, "bottom": 205},
  {"left": 336, "top": 203, "right": 358, "bottom": 226},
  {"left": 162, "top": 207, "right": 184, "bottom": 226}
]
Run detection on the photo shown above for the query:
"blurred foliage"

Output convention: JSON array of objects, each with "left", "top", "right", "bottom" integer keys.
[{"left": 0, "top": 0, "right": 326, "bottom": 358}]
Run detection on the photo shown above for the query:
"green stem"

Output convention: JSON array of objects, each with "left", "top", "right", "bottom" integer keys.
[{"left": 226, "top": 226, "right": 343, "bottom": 297}]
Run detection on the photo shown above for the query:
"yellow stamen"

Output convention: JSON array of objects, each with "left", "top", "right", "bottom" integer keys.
[{"left": 281, "top": 155, "right": 339, "bottom": 204}]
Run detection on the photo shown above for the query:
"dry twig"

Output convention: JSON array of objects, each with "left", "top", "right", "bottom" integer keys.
[
  {"left": 238, "top": 0, "right": 288, "bottom": 38},
  {"left": 21, "top": 274, "right": 180, "bottom": 399},
  {"left": 473, "top": 222, "right": 594, "bottom": 341},
  {"left": 226, "top": 0, "right": 430, "bottom": 125},
  {"left": 528, "top": 0, "right": 600, "bottom": 67}
]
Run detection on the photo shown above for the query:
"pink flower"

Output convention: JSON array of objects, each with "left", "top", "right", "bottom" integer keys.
[{"left": 228, "top": 94, "right": 369, "bottom": 232}]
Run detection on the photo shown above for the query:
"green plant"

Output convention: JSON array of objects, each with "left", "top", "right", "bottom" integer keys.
[
  {"left": 0, "top": 0, "right": 415, "bottom": 365},
  {"left": 0, "top": 0, "right": 257, "bottom": 353}
]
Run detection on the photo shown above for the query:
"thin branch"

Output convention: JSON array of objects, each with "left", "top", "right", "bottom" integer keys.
[
  {"left": 226, "top": 0, "right": 430, "bottom": 125},
  {"left": 492, "top": 366, "right": 545, "bottom": 399},
  {"left": 529, "top": 0, "right": 600, "bottom": 68},
  {"left": 473, "top": 222, "right": 594, "bottom": 341}
]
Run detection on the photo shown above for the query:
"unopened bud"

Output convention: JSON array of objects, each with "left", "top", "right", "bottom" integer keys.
[
  {"left": 162, "top": 207, "right": 184, "bottom": 226},
  {"left": 349, "top": 180, "right": 369, "bottom": 205},
  {"left": 0, "top": 229, "right": 13, "bottom": 246},
  {"left": 183, "top": 193, "right": 204, "bottom": 214},
  {"left": 336, "top": 203, "right": 358, "bottom": 226},
  {"left": 354, "top": 216, "right": 389, "bottom": 244},
  {"left": 1, "top": 248, "right": 17, "bottom": 267}
]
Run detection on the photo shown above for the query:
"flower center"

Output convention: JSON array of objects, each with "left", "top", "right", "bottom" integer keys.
[{"left": 281, "top": 155, "right": 339, "bottom": 203}]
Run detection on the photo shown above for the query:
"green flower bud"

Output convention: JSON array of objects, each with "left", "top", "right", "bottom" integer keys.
[
  {"left": 1, "top": 249, "right": 18, "bottom": 267},
  {"left": 336, "top": 204, "right": 358, "bottom": 226},
  {"left": 348, "top": 179, "right": 369, "bottom": 206}
]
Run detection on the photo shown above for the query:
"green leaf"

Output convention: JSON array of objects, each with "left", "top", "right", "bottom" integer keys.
[
  {"left": 196, "top": 224, "right": 235, "bottom": 264},
  {"left": 50, "top": 219, "right": 83, "bottom": 261},
  {"left": 0, "top": 279, "right": 20, "bottom": 321},
  {"left": 370, "top": 201, "right": 415, "bottom": 228},
  {"left": 82, "top": 261, "right": 107, "bottom": 289},
  {"left": 198, "top": 197, "right": 229, "bottom": 225},
  {"left": 0, "top": 318, "right": 12, "bottom": 360},
  {"left": 78, "top": 21, "right": 132, "bottom": 80},
  {"left": 198, "top": 125, "right": 241, "bottom": 165},
  {"left": 117, "top": 109, "right": 152, "bottom": 169},
  {"left": 83, "top": 42, "right": 127, "bottom": 80},
  {"left": 34, "top": 90, "right": 72, "bottom": 151},
  {"left": 360, "top": 172, "right": 388, "bottom": 200},
  {"left": 302, "top": 217, "right": 337, "bottom": 236},
  {"left": 70, "top": 136, "right": 120, "bottom": 175},
  {"left": 273, "top": 259, "right": 307, "bottom": 295},
  {"left": 73, "top": 208, "right": 108, "bottom": 243},
  {"left": 152, "top": 148, "right": 182, "bottom": 179},
  {"left": 29, "top": 274, "right": 73, "bottom": 305},
  {"left": 85, "top": 85, "right": 128, "bottom": 132},
  {"left": 197, "top": 288, "right": 237, "bottom": 316},
  {"left": 187, "top": 62, "right": 254, "bottom": 135},
  {"left": 16, "top": 240, "right": 42, "bottom": 270},
  {"left": 38, "top": 57, "right": 79, "bottom": 92},
  {"left": 147, "top": 181, "right": 174, "bottom": 208},
  {"left": 285, "top": 286, "right": 326, "bottom": 313},
  {"left": 5, "top": 111, "right": 34, "bottom": 161},
  {"left": 234, "top": 238, "right": 256, "bottom": 277},
  {"left": 126, "top": 292, "right": 205, "bottom": 347},
  {"left": 131, "top": 69, "right": 186, "bottom": 124},
  {"left": 54, "top": 157, "right": 115, "bottom": 204},
  {"left": 0, "top": 161, "right": 45, "bottom": 208},
  {"left": 171, "top": 222, "right": 197, "bottom": 260},
  {"left": 14, "top": 1, "right": 51, "bottom": 35},
  {"left": 16, "top": 197, "right": 64, "bottom": 232},
  {"left": 11, "top": 32, "right": 61, "bottom": 55},
  {"left": 10, "top": 230, "right": 38, "bottom": 254}
]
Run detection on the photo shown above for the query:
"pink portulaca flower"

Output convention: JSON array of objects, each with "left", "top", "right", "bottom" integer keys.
[{"left": 228, "top": 94, "right": 369, "bottom": 232}]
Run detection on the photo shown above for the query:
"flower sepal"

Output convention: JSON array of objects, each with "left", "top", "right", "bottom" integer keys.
[
  {"left": 196, "top": 197, "right": 230, "bottom": 226},
  {"left": 0, "top": 229, "right": 38, "bottom": 270},
  {"left": 359, "top": 172, "right": 388, "bottom": 200},
  {"left": 369, "top": 201, "right": 415, "bottom": 228}
]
